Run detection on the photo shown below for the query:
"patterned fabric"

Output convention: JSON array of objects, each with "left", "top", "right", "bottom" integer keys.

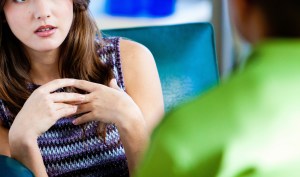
[{"left": 0, "top": 37, "right": 129, "bottom": 177}]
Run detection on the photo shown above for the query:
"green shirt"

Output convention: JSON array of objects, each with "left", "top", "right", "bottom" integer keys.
[{"left": 136, "top": 40, "right": 300, "bottom": 177}]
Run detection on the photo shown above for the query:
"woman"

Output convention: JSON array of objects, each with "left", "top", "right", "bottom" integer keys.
[{"left": 0, "top": 0, "right": 164, "bottom": 176}]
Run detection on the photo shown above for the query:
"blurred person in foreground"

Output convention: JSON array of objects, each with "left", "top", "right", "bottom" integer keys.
[{"left": 135, "top": 0, "right": 300, "bottom": 176}]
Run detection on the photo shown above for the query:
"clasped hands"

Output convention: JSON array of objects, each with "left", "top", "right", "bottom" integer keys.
[{"left": 10, "top": 78, "right": 143, "bottom": 140}]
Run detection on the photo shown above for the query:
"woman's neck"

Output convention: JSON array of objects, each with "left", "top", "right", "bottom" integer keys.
[{"left": 28, "top": 49, "right": 61, "bottom": 85}]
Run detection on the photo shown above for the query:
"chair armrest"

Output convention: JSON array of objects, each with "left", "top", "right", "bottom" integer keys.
[
  {"left": 0, "top": 155, "right": 34, "bottom": 177},
  {"left": 103, "top": 23, "right": 219, "bottom": 111}
]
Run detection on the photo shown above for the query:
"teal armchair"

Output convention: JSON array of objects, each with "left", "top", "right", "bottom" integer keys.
[
  {"left": 0, "top": 155, "right": 34, "bottom": 177},
  {"left": 103, "top": 22, "right": 219, "bottom": 111}
]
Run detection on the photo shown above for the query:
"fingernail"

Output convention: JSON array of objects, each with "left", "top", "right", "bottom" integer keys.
[{"left": 72, "top": 119, "right": 77, "bottom": 125}]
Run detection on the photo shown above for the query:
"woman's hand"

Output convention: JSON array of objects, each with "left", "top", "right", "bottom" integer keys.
[
  {"left": 71, "top": 79, "right": 148, "bottom": 175},
  {"left": 10, "top": 79, "right": 85, "bottom": 140},
  {"left": 73, "top": 79, "right": 144, "bottom": 129},
  {"left": 8, "top": 79, "right": 86, "bottom": 177}
]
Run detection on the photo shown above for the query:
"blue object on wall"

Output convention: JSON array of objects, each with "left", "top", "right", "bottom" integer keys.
[
  {"left": 147, "top": 0, "right": 176, "bottom": 17},
  {"left": 105, "top": 0, "right": 142, "bottom": 16},
  {"left": 103, "top": 23, "right": 219, "bottom": 111},
  {"left": 104, "top": 0, "right": 176, "bottom": 17}
]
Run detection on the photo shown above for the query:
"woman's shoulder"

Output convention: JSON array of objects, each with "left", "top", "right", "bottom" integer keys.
[
  {"left": 96, "top": 36, "right": 153, "bottom": 60},
  {"left": 96, "top": 36, "right": 156, "bottom": 91},
  {"left": 97, "top": 36, "right": 153, "bottom": 61},
  {"left": 119, "top": 38, "right": 154, "bottom": 69},
  {"left": 118, "top": 38, "right": 160, "bottom": 96},
  {"left": 119, "top": 38, "right": 152, "bottom": 58}
]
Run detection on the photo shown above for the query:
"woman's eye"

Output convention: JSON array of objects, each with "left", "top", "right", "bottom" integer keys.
[{"left": 13, "top": 0, "right": 26, "bottom": 3}]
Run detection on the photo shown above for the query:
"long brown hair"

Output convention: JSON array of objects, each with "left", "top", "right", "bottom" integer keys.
[{"left": 0, "top": 0, "right": 113, "bottom": 116}]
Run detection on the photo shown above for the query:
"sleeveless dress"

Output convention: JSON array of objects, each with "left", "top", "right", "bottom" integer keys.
[{"left": 0, "top": 37, "right": 129, "bottom": 177}]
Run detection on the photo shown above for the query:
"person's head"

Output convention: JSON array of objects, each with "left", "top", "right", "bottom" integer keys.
[
  {"left": 0, "top": 0, "right": 113, "bottom": 116},
  {"left": 229, "top": 0, "right": 300, "bottom": 43},
  {"left": 2, "top": 0, "right": 73, "bottom": 52}
]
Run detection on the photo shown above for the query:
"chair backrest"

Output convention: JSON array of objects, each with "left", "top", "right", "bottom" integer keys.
[
  {"left": 103, "top": 22, "right": 219, "bottom": 111},
  {"left": 0, "top": 155, "right": 34, "bottom": 177}
]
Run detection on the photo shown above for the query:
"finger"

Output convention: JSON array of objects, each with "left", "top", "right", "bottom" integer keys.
[
  {"left": 62, "top": 100, "right": 83, "bottom": 105},
  {"left": 54, "top": 102, "right": 77, "bottom": 111},
  {"left": 76, "top": 103, "right": 92, "bottom": 114},
  {"left": 56, "top": 79, "right": 117, "bottom": 94},
  {"left": 72, "top": 112, "right": 94, "bottom": 125},
  {"left": 109, "top": 79, "right": 123, "bottom": 91},
  {"left": 51, "top": 92, "right": 85, "bottom": 103},
  {"left": 56, "top": 104, "right": 78, "bottom": 118},
  {"left": 72, "top": 80, "right": 102, "bottom": 93},
  {"left": 39, "top": 79, "right": 77, "bottom": 93}
]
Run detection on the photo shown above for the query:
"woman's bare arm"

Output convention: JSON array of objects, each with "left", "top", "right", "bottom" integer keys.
[
  {"left": 119, "top": 39, "right": 164, "bottom": 174},
  {"left": 1, "top": 120, "right": 48, "bottom": 176},
  {"left": 7, "top": 79, "right": 86, "bottom": 177},
  {"left": 9, "top": 130, "right": 48, "bottom": 177},
  {"left": 120, "top": 39, "right": 165, "bottom": 132}
]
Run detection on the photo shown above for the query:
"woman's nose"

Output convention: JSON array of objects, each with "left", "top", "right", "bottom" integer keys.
[{"left": 33, "top": 0, "right": 51, "bottom": 20}]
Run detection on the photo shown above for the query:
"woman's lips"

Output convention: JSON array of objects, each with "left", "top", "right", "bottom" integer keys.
[{"left": 35, "top": 25, "right": 57, "bottom": 37}]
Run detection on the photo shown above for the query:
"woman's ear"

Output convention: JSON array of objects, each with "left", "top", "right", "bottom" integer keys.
[
  {"left": 229, "top": 0, "right": 252, "bottom": 28},
  {"left": 229, "top": 0, "right": 264, "bottom": 43}
]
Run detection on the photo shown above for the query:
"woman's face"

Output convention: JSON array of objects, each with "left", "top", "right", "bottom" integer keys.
[{"left": 3, "top": 0, "right": 73, "bottom": 52}]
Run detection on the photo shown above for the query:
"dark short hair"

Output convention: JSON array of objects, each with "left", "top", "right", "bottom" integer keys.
[{"left": 249, "top": 0, "right": 300, "bottom": 37}]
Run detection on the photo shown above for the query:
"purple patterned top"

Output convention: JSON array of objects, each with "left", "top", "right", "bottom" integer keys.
[{"left": 0, "top": 37, "right": 129, "bottom": 177}]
